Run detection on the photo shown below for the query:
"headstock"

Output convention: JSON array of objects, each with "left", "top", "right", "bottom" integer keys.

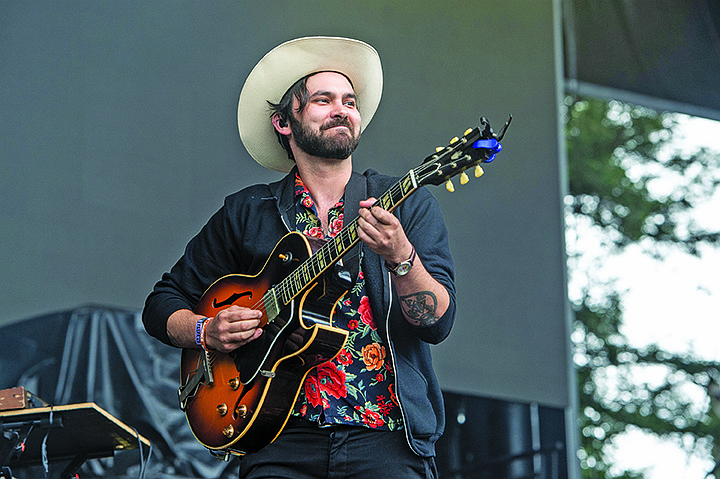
[{"left": 414, "top": 115, "right": 512, "bottom": 192}]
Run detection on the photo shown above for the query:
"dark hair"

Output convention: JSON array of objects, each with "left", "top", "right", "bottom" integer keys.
[{"left": 267, "top": 75, "right": 311, "bottom": 160}]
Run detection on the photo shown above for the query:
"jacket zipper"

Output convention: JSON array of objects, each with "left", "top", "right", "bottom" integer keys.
[{"left": 383, "top": 270, "right": 421, "bottom": 456}]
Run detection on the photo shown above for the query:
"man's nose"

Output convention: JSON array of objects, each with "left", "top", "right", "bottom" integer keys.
[{"left": 330, "top": 99, "right": 349, "bottom": 117}]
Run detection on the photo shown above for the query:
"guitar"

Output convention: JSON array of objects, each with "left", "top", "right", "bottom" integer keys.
[{"left": 178, "top": 116, "right": 511, "bottom": 457}]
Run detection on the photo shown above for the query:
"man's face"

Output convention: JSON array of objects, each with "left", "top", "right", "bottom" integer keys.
[{"left": 289, "top": 72, "right": 362, "bottom": 160}]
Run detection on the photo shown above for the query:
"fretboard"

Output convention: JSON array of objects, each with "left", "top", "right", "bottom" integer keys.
[{"left": 267, "top": 170, "right": 419, "bottom": 315}]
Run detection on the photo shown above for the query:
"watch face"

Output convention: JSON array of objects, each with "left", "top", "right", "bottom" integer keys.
[{"left": 395, "top": 262, "right": 412, "bottom": 276}]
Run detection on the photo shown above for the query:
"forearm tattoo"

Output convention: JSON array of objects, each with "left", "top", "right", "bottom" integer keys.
[{"left": 399, "top": 291, "right": 439, "bottom": 326}]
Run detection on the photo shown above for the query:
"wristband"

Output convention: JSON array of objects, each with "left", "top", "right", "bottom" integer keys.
[
  {"left": 195, "top": 317, "right": 210, "bottom": 349},
  {"left": 199, "top": 318, "right": 210, "bottom": 352}
]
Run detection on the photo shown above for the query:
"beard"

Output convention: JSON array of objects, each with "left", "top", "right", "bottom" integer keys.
[{"left": 289, "top": 116, "right": 360, "bottom": 160}]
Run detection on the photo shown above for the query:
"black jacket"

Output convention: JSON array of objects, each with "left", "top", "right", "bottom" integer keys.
[{"left": 143, "top": 168, "right": 456, "bottom": 457}]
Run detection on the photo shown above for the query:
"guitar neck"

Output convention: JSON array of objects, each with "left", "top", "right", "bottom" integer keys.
[
  {"left": 261, "top": 117, "right": 509, "bottom": 320},
  {"left": 266, "top": 170, "right": 420, "bottom": 315}
]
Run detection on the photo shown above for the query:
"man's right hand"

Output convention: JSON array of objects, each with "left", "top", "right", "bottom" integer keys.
[
  {"left": 166, "top": 307, "right": 263, "bottom": 351},
  {"left": 204, "top": 305, "right": 264, "bottom": 353}
]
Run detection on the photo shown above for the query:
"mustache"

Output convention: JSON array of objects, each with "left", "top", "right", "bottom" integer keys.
[{"left": 321, "top": 118, "right": 354, "bottom": 132}]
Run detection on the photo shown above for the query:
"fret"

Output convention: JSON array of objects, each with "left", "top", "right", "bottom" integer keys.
[
  {"left": 348, "top": 223, "right": 358, "bottom": 242},
  {"left": 282, "top": 278, "right": 293, "bottom": 304},
  {"left": 292, "top": 274, "right": 301, "bottom": 296},
  {"left": 294, "top": 272, "right": 303, "bottom": 294},
  {"left": 324, "top": 247, "right": 333, "bottom": 268},
  {"left": 282, "top": 285, "right": 291, "bottom": 309},
  {"left": 401, "top": 174, "right": 415, "bottom": 196},
  {"left": 292, "top": 271, "right": 302, "bottom": 294},
  {"left": 334, "top": 236, "right": 344, "bottom": 255},
  {"left": 340, "top": 232, "right": 352, "bottom": 249},
  {"left": 311, "top": 256, "right": 323, "bottom": 277}
]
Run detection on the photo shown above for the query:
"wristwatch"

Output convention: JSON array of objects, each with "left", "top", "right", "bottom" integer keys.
[{"left": 386, "top": 246, "right": 416, "bottom": 276}]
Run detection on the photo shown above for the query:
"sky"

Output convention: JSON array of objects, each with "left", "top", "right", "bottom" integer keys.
[
  {"left": 572, "top": 115, "right": 720, "bottom": 479},
  {"left": 618, "top": 115, "right": 720, "bottom": 363}
]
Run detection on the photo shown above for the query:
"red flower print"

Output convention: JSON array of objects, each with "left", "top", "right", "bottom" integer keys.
[
  {"left": 302, "top": 196, "right": 314, "bottom": 208},
  {"left": 304, "top": 374, "right": 322, "bottom": 407},
  {"left": 377, "top": 395, "right": 395, "bottom": 415},
  {"left": 336, "top": 348, "right": 352, "bottom": 366},
  {"left": 316, "top": 362, "right": 347, "bottom": 399},
  {"left": 358, "top": 296, "right": 376, "bottom": 330},
  {"left": 295, "top": 174, "right": 308, "bottom": 189},
  {"left": 347, "top": 319, "right": 359, "bottom": 330},
  {"left": 358, "top": 407, "right": 385, "bottom": 428},
  {"left": 388, "top": 383, "right": 399, "bottom": 406},
  {"left": 306, "top": 227, "right": 324, "bottom": 239},
  {"left": 329, "top": 217, "right": 343, "bottom": 234},
  {"left": 376, "top": 373, "right": 384, "bottom": 382}
]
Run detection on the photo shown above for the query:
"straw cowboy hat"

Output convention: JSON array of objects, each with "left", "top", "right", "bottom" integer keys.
[{"left": 237, "top": 36, "right": 383, "bottom": 172}]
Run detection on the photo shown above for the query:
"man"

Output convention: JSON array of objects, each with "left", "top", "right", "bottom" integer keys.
[{"left": 143, "top": 36, "right": 459, "bottom": 478}]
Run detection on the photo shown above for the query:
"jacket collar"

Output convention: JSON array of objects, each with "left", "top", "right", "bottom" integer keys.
[{"left": 268, "top": 167, "right": 299, "bottom": 231}]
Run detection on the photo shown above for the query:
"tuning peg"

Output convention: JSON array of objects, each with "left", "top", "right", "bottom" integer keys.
[
  {"left": 460, "top": 171, "right": 469, "bottom": 185},
  {"left": 474, "top": 165, "right": 484, "bottom": 177},
  {"left": 450, "top": 136, "right": 459, "bottom": 144},
  {"left": 445, "top": 179, "right": 455, "bottom": 192},
  {"left": 435, "top": 147, "right": 444, "bottom": 152},
  {"left": 464, "top": 128, "right": 473, "bottom": 136}
]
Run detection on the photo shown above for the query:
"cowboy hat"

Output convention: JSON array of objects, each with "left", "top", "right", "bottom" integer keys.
[{"left": 237, "top": 36, "right": 383, "bottom": 172}]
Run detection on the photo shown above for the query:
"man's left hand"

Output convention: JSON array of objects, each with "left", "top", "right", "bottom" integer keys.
[{"left": 356, "top": 198, "right": 413, "bottom": 266}]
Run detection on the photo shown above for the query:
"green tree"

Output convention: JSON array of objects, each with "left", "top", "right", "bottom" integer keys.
[{"left": 564, "top": 94, "right": 720, "bottom": 478}]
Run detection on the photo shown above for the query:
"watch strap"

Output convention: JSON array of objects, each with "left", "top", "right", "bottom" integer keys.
[{"left": 386, "top": 246, "right": 416, "bottom": 275}]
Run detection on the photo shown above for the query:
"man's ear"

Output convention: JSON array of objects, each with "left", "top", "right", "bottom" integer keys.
[{"left": 272, "top": 114, "right": 291, "bottom": 135}]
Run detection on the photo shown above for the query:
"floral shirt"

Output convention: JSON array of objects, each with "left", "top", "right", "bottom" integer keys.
[{"left": 292, "top": 174, "right": 403, "bottom": 431}]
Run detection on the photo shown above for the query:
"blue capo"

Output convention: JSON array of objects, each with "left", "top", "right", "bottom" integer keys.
[{"left": 473, "top": 115, "right": 512, "bottom": 163}]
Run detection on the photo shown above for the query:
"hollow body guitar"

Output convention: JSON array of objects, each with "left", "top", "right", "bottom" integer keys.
[{"left": 178, "top": 117, "right": 511, "bottom": 456}]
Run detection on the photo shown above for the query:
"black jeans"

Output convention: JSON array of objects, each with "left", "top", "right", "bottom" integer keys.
[{"left": 239, "top": 418, "right": 437, "bottom": 478}]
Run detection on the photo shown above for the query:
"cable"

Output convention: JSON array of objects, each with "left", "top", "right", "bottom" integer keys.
[
  {"left": 41, "top": 405, "right": 53, "bottom": 478},
  {"left": 131, "top": 427, "right": 152, "bottom": 479}
]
